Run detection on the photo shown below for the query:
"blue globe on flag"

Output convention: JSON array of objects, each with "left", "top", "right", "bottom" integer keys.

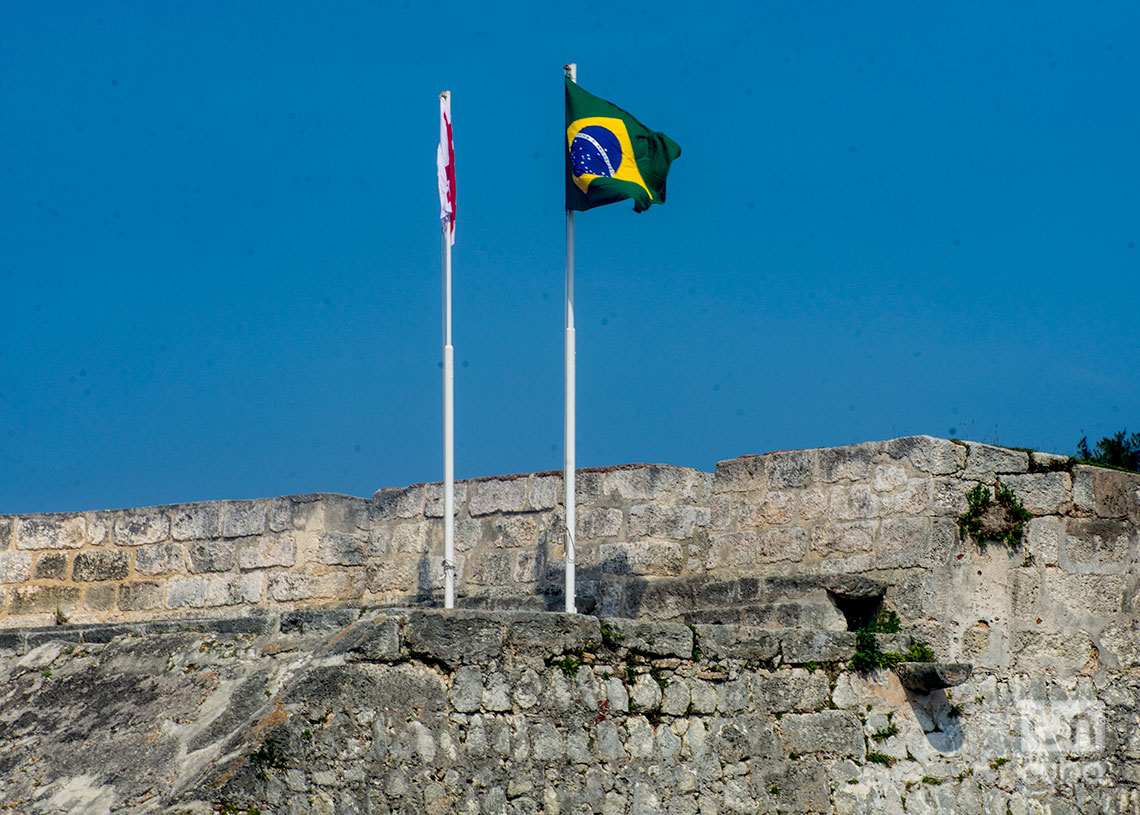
[{"left": 570, "top": 125, "right": 622, "bottom": 179}]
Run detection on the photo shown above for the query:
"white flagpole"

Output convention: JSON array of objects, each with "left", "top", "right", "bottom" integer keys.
[
  {"left": 563, "top": 63, "right": 577, "bottom": 614},
  {"left": 440, "top": 90, "right": 456, "bottom": 610}
]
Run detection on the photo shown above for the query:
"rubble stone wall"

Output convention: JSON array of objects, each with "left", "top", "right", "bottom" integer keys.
[{"left": 3, "top": 609, "right": 1139, "bottom": 815}]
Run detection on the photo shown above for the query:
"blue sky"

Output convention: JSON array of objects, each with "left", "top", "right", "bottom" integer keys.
[{"left": 2, "top": 2, "right": 1138, "bottom": 513}]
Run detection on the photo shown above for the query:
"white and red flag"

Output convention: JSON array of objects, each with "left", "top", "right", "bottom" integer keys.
[{"left": 437, "top": 92, "right": 456, "bottom": 245}]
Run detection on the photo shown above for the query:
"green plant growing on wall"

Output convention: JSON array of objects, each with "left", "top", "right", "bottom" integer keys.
[
  {"left": 958, "top": 480, "right": 1031, "bottom": 548},
  {"left": 851, "top": 607, "right": 935, "bottom": 673}
]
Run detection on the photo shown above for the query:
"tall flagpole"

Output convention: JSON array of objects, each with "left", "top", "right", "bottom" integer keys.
[
  {"left": 563, "top": 63, "right": 577, "bottom": 614},
  {"left": 440, "top": 90, "right": 456, "bottom": 610}
]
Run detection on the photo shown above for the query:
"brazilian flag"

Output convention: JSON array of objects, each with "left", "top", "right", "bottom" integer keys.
[{"left": 565, "top": 77, "right": 681, "bottom": 213}]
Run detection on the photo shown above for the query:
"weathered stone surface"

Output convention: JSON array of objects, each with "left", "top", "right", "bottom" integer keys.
[
  {"left": 780, "top": 711, "right": 865, "bottom": 758},
  {"left": 819, "top": 443, "right": 879, "bottom": 483},
  {"left": 602, "top": 465, "right": 707, "bottom": 503},
  {"left": 811, "top": 521, "right": 876, "bottom": 556},
  {"left": 316, "top": 532, "right": 367, "bottom": 566},
  {"left": 894, "top": 662, "right": 972, "bottom": 692},
  {"left": 266, "top": 572, "right": 356, "bottom": 602},
  {"left": 115, "top": 510, "right": 169, "bottom": 546},
  {"left": 222, "top": 500, "right": 267, "bottom": 538},
  {"left": 1060, "top": 518, "right": 1133, "bottom": 572},
  {"left": 134, "top": 542, "right": 184, "bottom": 576},
  {"left": 764, "top": 449, "right": 818, "bottom": 488},
  {"left": 73, "top": 550, "right": 130, "bottom": 582},
  {"left": 824, "top": 574, "right": 887, "bottom": 600},
  {"left": 782, "top": 630, "right": 856, "bottom": 663},
  {"left": 963, "top": 442, "right": 1029, "bottom": 480},
  {"left": 713, "top": 455, "right": 765, "bottom": 493},
  {"left": 405, "top": 610, "right": 505, "bottom": 667},
  {"left": 170, "top": 504, "right": 221, "bottom": 541},
  {"left": 628, "top": 504, "right": 709, "bottom": 540},
  {"left": 371, "top": 484, "right": 425, "bottom": 520},
  {"left": 886, "top": 436, "right": 966, "bottom": 475},
  {"left": 0, "top": 551, "right": 33, "bottom": 584},
  {"left": 119, "top": 581, "right": 164, "bottom": 611},
  {"left": 1001, "top": 472, "right": 1072, "bottom": 515},
  {"left": 617, "top": 619, "right": 693, "bottom": 658},
  {"left": 505, "top": 612, "right": 600, "bottom": 657},
  {"left": 16, "top": 515, "right": 86, "bottom": 550},
  {"left": 33, "top": 552, "right": 68, "bottom": 581},
  {"left": 187, "top": 540, "right": 236, "bottom": 573},
  {"left": 0, "top": 517, "right": 12, "bottom": 550},
  {"left": 237, "top": 535, "right": 295, "bottom": 569},
  {"left": 528, "top": 475, "right": 560, "bottom": 511},
  {"left": 598, "top": 541, "right": 683, "bottom": 575},
  {"left": 755, "top": 669, "right": 830, "bottom": 712},
  {"left": 8, "top": 584, "right": 81, "bottom": 615},
  {"left": 469, "top": 478, "right": 528, "bottom": 516},
  {"left": 579, "top": 507, "right": 622, "bottom": 539}
]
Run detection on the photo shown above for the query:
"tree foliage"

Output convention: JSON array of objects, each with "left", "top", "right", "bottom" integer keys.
[{"left": 1076, "top": 429, "right": 1140, "bottom": 473}]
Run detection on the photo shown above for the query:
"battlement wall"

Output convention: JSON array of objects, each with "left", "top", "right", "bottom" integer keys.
[{"left": 2, "top": 436, "right": 1138, "bottom": 676}]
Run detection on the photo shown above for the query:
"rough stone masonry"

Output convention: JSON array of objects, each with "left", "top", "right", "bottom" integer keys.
[{"left": 0, "top": 436, "right": 1138, "bottom": 813}]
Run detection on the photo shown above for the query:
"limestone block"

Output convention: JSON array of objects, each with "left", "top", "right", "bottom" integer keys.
[
  {"left": 528, "top": 475, "right": 560, "bottom": 511},
  {"left": 963, "top": 442, "right": 1029, "bottom": 480},
  {"left": 764, "top": 449, "right": 818, "bottom": 488},
  {"left": 713, "top": 455, "right": 765, "bottom": 493},
  {"left": 628, "top": 504, "right": 710, "bottom": 540},
  {"left": 9, "top": 584, "right": 81, "bottom": 615},
  {"left": 753, "top": 669, "right": 830, "bottom": 713},
  {"left": 881, "top": 478, "right": 934, "bottom": 515},
  {"left": 630, "top": 676, "right": 662, "bottom": 711},
  {"left": 886, "top": 436, "right": 966, "bottom": 475},
  {"left": 874, "top": 517, "right": 955, "bottom": 570},
  {"left": 598, "top": 541, "right": 683, "bottom": 575},
  {"left": 222, "top": 500, "right": 267, "bottom": 538},
  {"left": 505, "top": 612, "right": 600, "bottom": 658},
  {"left": 170, "top": 504, "right": 221, "bottom": 541},
  {"left": 405, "top": 610, "right": 505, "bottom": 668},
  {"left": 811, "top": 521, "right": 877, "bottom": 556},
  {"left": 738, "top": 491, "right": 796, "bottom": 527},
  {"left": 84, "top": 583, "right": 118, "bottom": 611},
  {"left": 133, "top": 543, "right": 183, "bottom": 576},
  {"left": 319, "top": 494, "right": 368, "bottom": 534},
  {"left": 469, "top": 478, "right": 528, "bottom": 516},
  {"left": 118, "top": 581, "right": 164, "bottom": 611},
  {"left": 1025, "top": 517, "right": 1063, "bottom": 566},
  {"left": 800, "top": 487, "right": 828, "bottom": 521},
  {"left": 780, "top": 711, "right": 865, "bottom": 758},
  {"left": 661, "top": 680, "right": 690, "bottom": 716},
  {"left": 932, "top": 477, "right": 969, "bottom": 516},
  {"left": 871, "top": 464, "right": 908, "bottom": 492},
  {"left": 781, "top": 630, "right": 856, "bottom": 663},
  {"left": 266, "top": 572, "right": 356, "bottom": 602},
  {"left": 1060, "top": 518, "right": 1133, "bottom": 573},
  {"left": 266, "top": 497, "right": 293, "bottom": 533},
  {"left": 619, "top": 619, "right": 693, "bottom": 658},
  {"left": 114, "top": 510, "right": 169, "bottom": 546},
  {"left": 1000, "top": 472, "right": 1072, "bottom": 516},
  {"left": 1011, "top": 629, "right": 1096, "bottom": 674},
  {"left": 0, "top": 551, "right": 32, "bottom": 583},
  {"left": 202, "top": 574, "right": 262, "bottom": 606},
  {"left": 819, "top": 442, "right": 880, "bottom": 483},
  {"left": 717, "top": 677, "right": 752, "bottom": 712},
  {"left": 485, "top": 515, "right": 540, "bottom": 549},
  {"left": 1071, "top": 467, "right": 1095, "bottom": 513},
  {"left": 828, "top": 485, "right": 882, "bottom": 520},
  {"left": 0, "top": 517, "right": 11, "bottom": 549},
  {"left": 165, "top": 575, "right": 208, "bottom": 608},
  {"left": 579, "top": 507, "right": 622, "bottom": 540},
  {"left": 237, "top": 535, "right": 296, "bottom": 570},
  {"left": 16, "top": 515, "right": 86, "bottom": 550},
  {"left": 712, "top": 716, "right": 778, "bottom": 763},
  {"left": 371, "top": 484, "right": 425, "bottom": 521},
  {"left": 694, "top": 625, "right": 779, "bottom": 663},
  {"left": 1090, "top": 468, "right": 1140, "bottom": 521},
  {"left": 72, "top": 550, "right": 129, "bottom": 582},
  {"left": 187, "top": 540, "right": 236, "bottom": 573},
  {"left": 33, "top": 552, "right": 68, "bottom": 581},
  {"left": 370, "top": 520, "right": 431, "bottom": 557},
  {"left": 602, "top": 464, "right": 707, "bottom": 503},
  {"left": 316, "top": 532, "right": 367, "bottom": 566},
  {"left": 1045, "top": 572, "right": 1125, "bottom": 617},
  {"left": 1102, "top": 624, "right": 1140, "bottom": 669}
]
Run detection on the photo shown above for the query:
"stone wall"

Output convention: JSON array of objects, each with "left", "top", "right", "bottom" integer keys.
[
  {"left": 1, "top": 608, "right": 1137, "bottom": 814},
  {"left": 1, "top": 436, "right": 1139, "bottom": 680}
]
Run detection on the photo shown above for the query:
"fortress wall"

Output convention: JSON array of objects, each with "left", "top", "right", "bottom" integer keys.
[
  {"left": 1, "top": 609, "right": 1138, "bottom": 814},
  {"left": 1, "top": 436, "right": 1138, "bottom": 678}
]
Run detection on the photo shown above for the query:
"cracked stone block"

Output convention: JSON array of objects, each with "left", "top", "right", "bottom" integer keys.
[
  {"left": 819, "top": 443, "right": 881, "bottom": 483},
  {"left": 886, "top": 436, "right": 966, "bottom": 475},
  {"left": 9, "top": 584, "right": 81, "bottom": 615},
  {"left": 424, "top": 481, "right": 470, "bottom": 518},
  {"left": 963, "top": 442, "right": 1029, "bottom": 480},
  {"left": 238, "top": 535, "right": 296, "bottom": 569}
]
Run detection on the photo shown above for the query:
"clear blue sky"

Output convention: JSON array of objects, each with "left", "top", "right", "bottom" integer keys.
[{"left": 2, "top": 2, "right": 1138, "bottom": 513}]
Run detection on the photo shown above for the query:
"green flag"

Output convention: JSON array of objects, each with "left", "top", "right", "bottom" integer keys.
[{"left": 565, "top": 76, "right": 681, "bottom": 213}]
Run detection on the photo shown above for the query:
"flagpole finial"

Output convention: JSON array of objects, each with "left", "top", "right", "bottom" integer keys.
[
  {"left": 440, "top": 90, "right": 450, "bottom": 99},
  {"left": 564, "top": 63, "right": 576, "bottom": 79}
]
